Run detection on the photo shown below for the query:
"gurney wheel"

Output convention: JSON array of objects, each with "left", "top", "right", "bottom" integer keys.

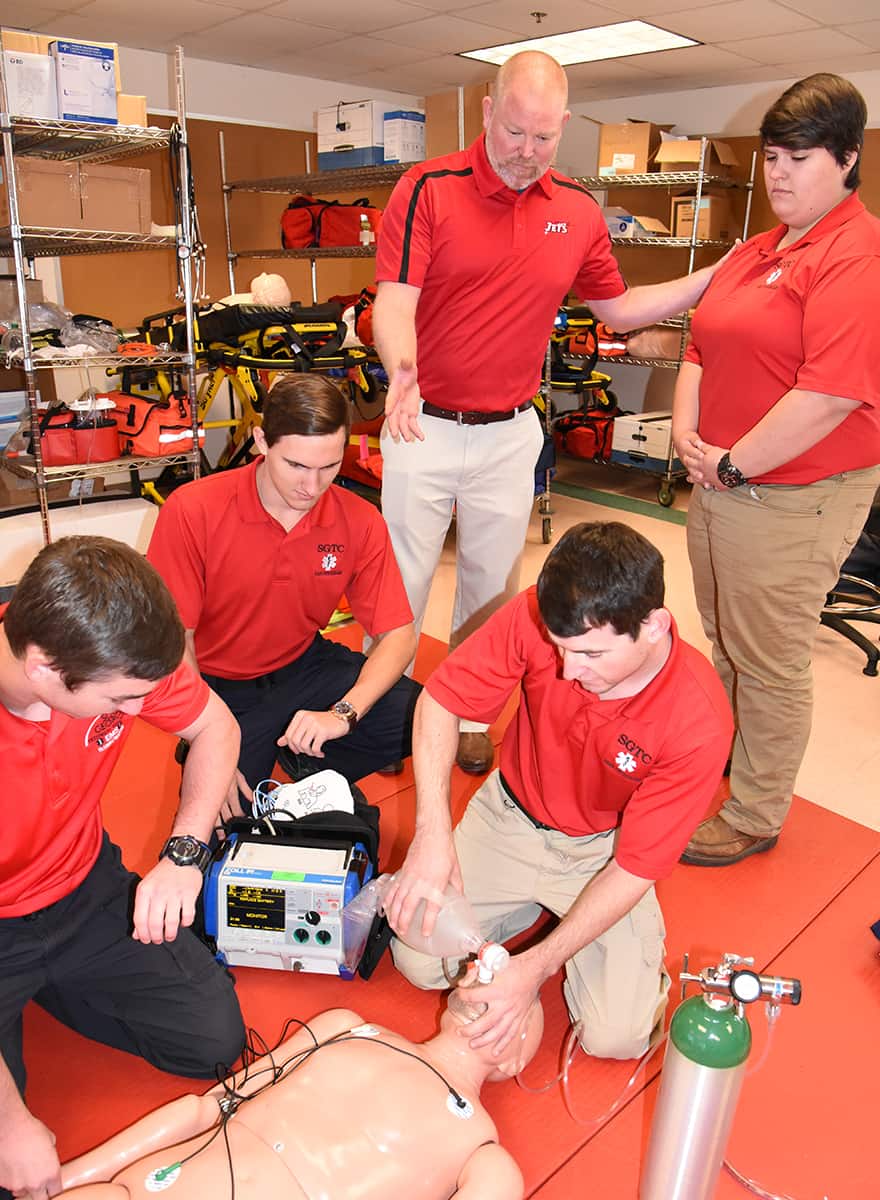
[
  {"left": 542, "top": 516, "right": 552, "bottom": 544},
  {"left": 657, "top": 480, "right": 675, "bottom": 507}
]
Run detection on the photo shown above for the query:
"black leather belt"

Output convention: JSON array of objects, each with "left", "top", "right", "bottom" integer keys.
[
  {"left": 499, "top": 771, "right": 556, "bottom": 831},
  {"left": 421, "top": 399, "right": 533, "bottom": 426}
]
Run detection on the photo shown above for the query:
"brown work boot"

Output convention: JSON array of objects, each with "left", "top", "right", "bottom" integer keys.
[
  {"left": 680, "top": 813, "right": 778, "bottom": 867},
  {"left": 455, "top": 731, "right": 494, "bottom": 775},
  {"left": 377, "top": 760, "right": 405, "bottom": 776}
]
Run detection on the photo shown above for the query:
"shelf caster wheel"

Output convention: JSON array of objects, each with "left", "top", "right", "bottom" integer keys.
[
  {"left": 657, "top": 480, "right": 675, "bottom": 507},
  {"left": 542, "top": 516, "right": 552, "bottom": 544}
]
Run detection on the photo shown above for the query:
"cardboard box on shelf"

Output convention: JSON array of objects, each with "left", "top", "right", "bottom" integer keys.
[
  {"left": 597, "top": 121, "right": 673, "bottom": 176},
  {"left": 50, "top": 39, "right": 118, "bottom": 124},
  {"left": 116, "top": 93, "right": 147, "bottom": 127},
  {"left": 655, "top": 138, "right": 739, "bottom": 175},
  {"left": 1, "top": 29, "right": 41, "bottom": 54},
  {"left": 383, "top": 109, "right": 425, "bottom": 164},
  {"left": 0, "top": 459, "right": 105, "bottom": 508},
  {"left": 0, "top": 159, "right": 81, "bottom": 228},
  {"left": 79, "top": 164, "right": 151, "bottom": 233},
  {"left": 2, "top": 50, "right": 58, "bottom": 119},
  {"left": 611, "top": 411, "right": 682, "bottom": 473},
  {"left": 603, "top": 207, "right": 670, "bottom": 238},
  {"left": 671, "top": 192, "right": 733, "bottom": 240}
]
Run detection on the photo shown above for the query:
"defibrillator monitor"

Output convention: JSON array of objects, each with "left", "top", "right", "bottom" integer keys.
[{"left": 204, "top": 830, "right": 371, "bottom": 977}]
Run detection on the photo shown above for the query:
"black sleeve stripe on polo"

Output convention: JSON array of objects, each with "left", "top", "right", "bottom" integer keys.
[{"left": 398, "top": 167, "right": 473, "bottom": 283}]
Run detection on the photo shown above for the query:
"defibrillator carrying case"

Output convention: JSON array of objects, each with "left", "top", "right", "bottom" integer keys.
[
  {"left": 205, "top": 793, "right": 392, "bottom": 980},
  {"left": 113, "top": 391, "right": 204, "bottom": 457},
  {"left": 281, "top": 195, "right": 383, "bottom": 249}
]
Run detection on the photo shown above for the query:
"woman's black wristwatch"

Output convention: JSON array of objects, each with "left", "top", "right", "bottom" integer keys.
[{"left": 717, "top": 451, "right": 749, "bottom": 489}]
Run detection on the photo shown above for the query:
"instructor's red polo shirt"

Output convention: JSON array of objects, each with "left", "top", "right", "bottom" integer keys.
[{"left": 376, "top": 134, "right": 625, "bottom": 415}]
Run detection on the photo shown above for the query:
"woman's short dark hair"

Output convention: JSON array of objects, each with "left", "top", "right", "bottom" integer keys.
[
  {"left": 536, "top": 522, "right": 665, "bottom": 640},
  {"left": 5, "top": 536, "right": 184, "bottom": 689},
  {"left": 760, "top": 73, "right": 867, "bottom": 189},
  {"left": 261, "top": 374, "right": 351, "bottom": 446}
]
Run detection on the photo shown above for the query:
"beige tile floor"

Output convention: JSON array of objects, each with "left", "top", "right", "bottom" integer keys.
[{"left": 421, "top": 459, "right": 880, "bottom": 833}]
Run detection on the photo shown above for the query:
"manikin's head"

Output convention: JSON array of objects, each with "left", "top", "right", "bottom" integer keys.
[
  {"left": 482, "top": 50, "right": 570, "bottom": 190},
  {"left": 440, "top": 983, "right": 545, "bottom": 1082},
  {"left": 252, "top": 374, "right": 352, "bottom": 515},
  {"left": 536, "top": 522, "right": 670, "bottom": 700},
  {"left": 3, "top": 536, "right": 184, "bottom": 718}
]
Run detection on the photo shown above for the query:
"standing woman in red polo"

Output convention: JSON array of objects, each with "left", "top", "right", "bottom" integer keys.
[{"left": 672, "top": 73, "right": 880, "bottom": 868}]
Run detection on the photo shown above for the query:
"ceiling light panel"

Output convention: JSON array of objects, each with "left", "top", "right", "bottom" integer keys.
[{"left": 460, "top": 21, "right": 699, "bottom": 67}]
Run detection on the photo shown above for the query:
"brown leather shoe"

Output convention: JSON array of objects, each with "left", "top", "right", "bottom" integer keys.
[
  {"left": 455, "top": 731, "right": 494, "bottom": 775},
  {"left": 680, "top": 813, "right": 778, "bottom": 867},
  {"left": 377, "top": 760, "right": 404, "bottom": 776}
]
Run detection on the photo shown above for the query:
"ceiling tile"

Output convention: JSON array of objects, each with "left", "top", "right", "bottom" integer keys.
[
  {"left": 264, "top": 0, "right": 438, "bottom": 34},
  {"left": 751, "top": 49, "right": 880, "bottom": 73},
  {"left": 592, "top": 0, "right": 734, "bottom": 16},
  {"left": 372, "top": 13, "right": 523, "bottom": 53},
  {"left": 174, "top": 12, "right": 345, "bottom": 63},
  {"left": 774, "top": 0, "right": 878, "bottom": 19},
  {"left": 628, "top": 42, "right": 762, "bottom": 77},
  {"left": 717, "top": 26, "right": 873, "bottom": 61},
  {"left": 264, "top": 35, "right": 435, "bottom": 73},
  {"left": 0, "top": 2, "right": 73, "bottom": 26},
  {"left": 565, "top": 59, "right": 668, "bottom": 86},
  {"left": 658, "top": 0, "right": 818, "bottom": 42},
  {"left": 448, "top": 0, "right": 623, "bottom": 36},
  {"left": 35, "top": 0, "right": 222, "bottom": 48},
  {"left": 838, "top": 20, "right": 880, "bottom": 49}
]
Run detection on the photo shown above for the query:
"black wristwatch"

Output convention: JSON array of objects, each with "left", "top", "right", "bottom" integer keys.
[
  {"left": 160, "top": 834, "right": 212, "bottom": 873},
  {"left": 329, "top": 699, "right": 359, "bottom": 730},
  {"left": 716, "top": 451, "right": 749, "bottom": 489}
]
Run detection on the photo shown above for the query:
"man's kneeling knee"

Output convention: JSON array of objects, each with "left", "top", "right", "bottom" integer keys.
[
  {"left": 390, "top": 940, "right": 449, "bottom": 991},
  {"left": 576, "top": 1022, "right": 655, "bottom": 1062}
]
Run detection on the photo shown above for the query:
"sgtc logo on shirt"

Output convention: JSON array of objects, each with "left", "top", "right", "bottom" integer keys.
[
  {"left": 616, "top": 733, "right": 653, "bottom": 773},
  {"left": 544, "top": 220, "right": 568, "bottom": 235},
  {"left": 316, "top": 542, "right": 344, "bottom": 576},
  {"left": 85, "top": 712, "right": 125, "bottom": 752}
]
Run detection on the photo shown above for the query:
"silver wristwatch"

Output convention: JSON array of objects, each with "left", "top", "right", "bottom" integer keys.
[{"left": 160, "top": 834, "right": 211, "bottom": 873}]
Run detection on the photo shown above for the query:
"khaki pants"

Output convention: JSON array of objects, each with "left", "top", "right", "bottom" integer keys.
[
  {"left": 392, "top": 772, "right": 669, "bottom": 1060},
  {"left": 687, "top": 466, "right": 880, "bottom": 838},
  {"left": 380, "top": 405, "right": 544, "bottom": 733}
]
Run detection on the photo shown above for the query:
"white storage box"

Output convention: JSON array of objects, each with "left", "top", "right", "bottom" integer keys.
[
  {"left": 318, "top": 100, "right": 395, "bottom": 170},
  {"left": 2, "top": 51, "right": 58, "bottom": 119},
  {"left": 611, "top": 411, "right": 682, "bottom": 472},
  {"left": 383, "top": 109, "right": 425, "bottom": 164},
  {"left": 603, "top": 207, "right": 669, "bottom": 238},
  {"left": 50, "top": 39, "right": 117, "bottom": 124}
]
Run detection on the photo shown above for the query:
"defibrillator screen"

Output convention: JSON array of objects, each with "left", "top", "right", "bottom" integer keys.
[{"left": 226, "top": 885, "right": 286, "bottom": 932}]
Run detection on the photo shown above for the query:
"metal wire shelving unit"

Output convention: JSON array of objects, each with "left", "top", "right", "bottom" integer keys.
[{"left": 0, "top": 45, "right": 199, "bottom": 543}]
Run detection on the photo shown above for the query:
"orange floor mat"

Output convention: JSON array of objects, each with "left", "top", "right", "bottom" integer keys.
[
  {"left": 19, "top": 630, "right": 880, "bottom": 1196},
  {"left": 531, "top": 851, "right": 880, "bottom": 1200}
]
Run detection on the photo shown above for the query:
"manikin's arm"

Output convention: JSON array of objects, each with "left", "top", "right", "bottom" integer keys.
[
  {"left": 383, "top": 690, "right": 463, "bottom": 937},
  {"left": 454, "top": 1142, "right": 524, "bottom": 1199},
  {"left": 278, "top": 621, "right": 416, "bottom": 758},
  {"left": 132, "top": 688, "right": 240, "bottom": 943},
  {"left": 61, "top": 1011, "right": 362, "bottom": 1189},
  {"left": 372, "top": 281, "right": 424, "bottom": 442}
]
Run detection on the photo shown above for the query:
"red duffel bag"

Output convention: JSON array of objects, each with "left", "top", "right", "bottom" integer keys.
[
  {"left": 113, "top": 391, "right": 204, "bottom": 457},
  {"left": 37, "top": 408, "right": 119, "bottom": 466},
  {"left": 281, "top": 195, "right": 383, "bottom": 249}
]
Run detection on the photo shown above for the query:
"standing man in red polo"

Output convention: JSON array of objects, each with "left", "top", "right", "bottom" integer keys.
[
  {"left": 147, "top": 375, "right": 420, "bottom": 809},
  {"left": 374, "top": 49, "right": 728, "bottom": 775}
]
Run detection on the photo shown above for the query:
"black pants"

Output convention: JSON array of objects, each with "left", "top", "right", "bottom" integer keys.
[
  {"left": 0, "top": 834, "right": 245, "bottom": 1190},
  {"left": 204, "top": 633, "right": 421, "bottom": 789}
]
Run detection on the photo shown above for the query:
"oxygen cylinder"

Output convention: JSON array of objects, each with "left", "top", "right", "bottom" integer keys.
[{"left": 640, "top": 992, "right": 750, "bottom": 1199}]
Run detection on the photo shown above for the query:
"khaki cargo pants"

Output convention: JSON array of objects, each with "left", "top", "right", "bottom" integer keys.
[{"left": 392, "top": 771, "right": 669, "bottom": 1060}]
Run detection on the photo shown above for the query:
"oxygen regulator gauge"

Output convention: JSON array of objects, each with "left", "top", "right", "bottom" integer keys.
[{"left": 729, "top": 968, "right": 762, "bottom": 1004}]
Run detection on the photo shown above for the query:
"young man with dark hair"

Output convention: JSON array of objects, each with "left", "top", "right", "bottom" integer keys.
[
  {"left": 385, "top": 522, "right": 733, "bottom": 1061},
  {"left": 147, "top": 374, "right": 420, "bottom": 814},
  {"left": 0, "top": 537, "right": 245, "bottom": 1200}
]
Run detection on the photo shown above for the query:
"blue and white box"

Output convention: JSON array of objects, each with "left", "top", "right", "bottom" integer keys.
[
  {"left": 317, "top": 100, "right": 395, "bottom": 171},
  {"left": 383, "top": 109, "right": 425, "bottom": 164},
  {"left": 611, "top": 411, "right": 682, "bottom": 473},
  {"left": 50, "top": 40, "right": 117, "bottom": 124}
]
